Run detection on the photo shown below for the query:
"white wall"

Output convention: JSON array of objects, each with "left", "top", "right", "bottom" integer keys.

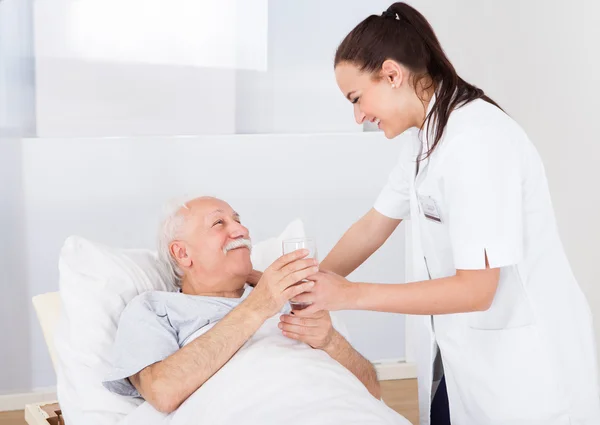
[
  {"left": 0, "top": 139, "right": 31, "bottom": 395},
  {"left": 0, "top": 0, "right": 35, "bottom": 136},
  {"left": 34, "top": 57, "right": 239, "bottom": 136},
  {"left": 21, "top": 132, "right": 408, "bottom": 388},
  {"left": 0, "top": 0, "right": 35, "bottom": 394},
  {"left": 234, "top": 0, "right": 390, "bottom": 134}
]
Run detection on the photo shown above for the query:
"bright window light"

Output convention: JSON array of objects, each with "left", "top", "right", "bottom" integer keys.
[{"left": 34, "top": 0, "right": 268, "bottom": 70}]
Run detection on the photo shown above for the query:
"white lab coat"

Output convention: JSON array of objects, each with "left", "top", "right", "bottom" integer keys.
[{"left": 374, "top": 96, "right": 600, "bottom": 425}]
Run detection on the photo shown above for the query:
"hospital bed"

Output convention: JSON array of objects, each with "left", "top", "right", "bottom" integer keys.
[
  {"left": 27, "top": 219, "right": 409, "bottom": 425},
  {"left": 27, "top": 219, "right": 307, "bottom": 425}
]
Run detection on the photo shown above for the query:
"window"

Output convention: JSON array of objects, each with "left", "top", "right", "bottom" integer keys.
[{"left": 32, "top": 0, "right": 390, "bottom": 136}]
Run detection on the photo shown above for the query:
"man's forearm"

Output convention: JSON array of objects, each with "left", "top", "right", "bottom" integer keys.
[
  {"left": 323, "top": 331, "right": 381, "bottom": 399},
  {"left": 138, "top": 302, "right": 265, "bottom": 413}
]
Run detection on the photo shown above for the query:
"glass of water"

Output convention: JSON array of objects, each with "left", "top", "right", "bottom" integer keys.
[{"left": 282, "top": 238, "right": 318, "bottom": 310}]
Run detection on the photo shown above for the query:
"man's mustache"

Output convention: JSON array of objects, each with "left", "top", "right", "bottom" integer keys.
[{"left": 223, "top": 238, "right": 253, "bottom": 254}]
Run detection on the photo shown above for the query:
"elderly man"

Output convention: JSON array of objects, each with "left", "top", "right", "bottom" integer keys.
[{"left": 103, "top": 197, "right": 409, "bottom": 425}]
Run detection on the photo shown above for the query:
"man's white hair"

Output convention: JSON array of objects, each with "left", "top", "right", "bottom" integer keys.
[{"left": 157, "top": 197, "right": 191, "bottom": 287}]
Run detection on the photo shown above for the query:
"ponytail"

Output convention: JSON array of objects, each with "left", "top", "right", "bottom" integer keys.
[{"left": 335, "top": 2, "right": 502, "bottom": 159}]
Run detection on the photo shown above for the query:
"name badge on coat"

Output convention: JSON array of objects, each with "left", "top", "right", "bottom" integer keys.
[{"left": 418, "top": 195, "right": 443, "bottom": 223}]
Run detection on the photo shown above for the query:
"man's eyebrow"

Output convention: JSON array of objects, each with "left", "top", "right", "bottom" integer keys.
[
  {"left": 207, "top": 209, "right": 240, "bottom": 219},
  {"left": 346, "top": 90, "right": 356, "bottom": 101},
  {"left": 205, "top": 209, "right": 224, "bottom": 223}
]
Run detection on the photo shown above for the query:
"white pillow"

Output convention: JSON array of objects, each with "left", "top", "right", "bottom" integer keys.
[
  {"left": 54, "top": 219, "right": 305, "bottom": 425},
  {"left": 249, "top": 219, "right": 306, "bottom": 272}
]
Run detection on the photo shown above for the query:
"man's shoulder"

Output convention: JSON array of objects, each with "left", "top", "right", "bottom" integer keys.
[{"left": 123, "top": 290, "right": 179, "bottom": 318}]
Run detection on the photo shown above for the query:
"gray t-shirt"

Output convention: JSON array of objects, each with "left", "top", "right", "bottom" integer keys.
[{"left": 102, "top": 285, "right": 274, "bottom": 397}]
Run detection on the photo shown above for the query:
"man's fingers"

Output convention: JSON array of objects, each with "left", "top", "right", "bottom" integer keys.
[
  {"left": 270, "top": 249, "right": 310, "bottom": 271},
  {"left": 281, "top": 267, "right": 319, "bottom": 290},
  {"left": 283, "top": 280, "right": 315, "bottom": 298},
  {"left": 278, "top": 322, "right": 318, "bottom": 335},
  {"left": 281, "top": 330, "right": 302, "bottom": 341},
  {"left": 294, "top": 303, "right": 320, "bottom": 316},
  {"left": 289, "top": 293, "right": 313, "bottom": 304},
  {"left": 280, "top": 258, "right": 319, "bottom": 278},
  {"left": 288, "top": 308, "right": 326, "bottom": 319},
  {"left": 280, "top": 314, "right": 319, "bottom": 327}
]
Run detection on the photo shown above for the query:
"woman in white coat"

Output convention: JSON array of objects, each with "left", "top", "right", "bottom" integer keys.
[{"left": 285, "top": 3, "right": 600, "bottom": 425}]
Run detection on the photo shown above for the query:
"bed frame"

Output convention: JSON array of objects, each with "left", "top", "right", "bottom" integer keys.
[{"left": 28, "top": 293, "right": 61, "bottom": 425}]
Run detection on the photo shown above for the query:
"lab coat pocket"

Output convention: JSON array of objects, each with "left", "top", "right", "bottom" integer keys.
[
  {"left": 459, "top": 325, "right": 569, "bottom": 424},
  {"left": 468, "top": 266, "right": 534, "bottom": 330}
]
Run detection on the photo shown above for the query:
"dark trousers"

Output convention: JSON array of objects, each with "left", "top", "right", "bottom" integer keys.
[{"left": 430, "top": 375, "right": 451, "bottom": 425}]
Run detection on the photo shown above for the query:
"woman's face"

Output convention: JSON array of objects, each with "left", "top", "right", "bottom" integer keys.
[{"left": 335, "top": 60, "right": 421, "bottom": 139}]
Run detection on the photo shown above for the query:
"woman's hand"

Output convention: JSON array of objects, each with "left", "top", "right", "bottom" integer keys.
[
  {"left": 244, "top": 250, "right": 319, "bottom": 320},
  {"left": 289, "top": 270, "right": 356, "bottom": 313},
  {"left": 278, "top": 310, "right": 337, "bottom": 350}
]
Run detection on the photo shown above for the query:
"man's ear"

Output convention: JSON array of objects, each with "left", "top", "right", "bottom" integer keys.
[{"left": 170, "top": 241, "right": 192, "bottom": 268}]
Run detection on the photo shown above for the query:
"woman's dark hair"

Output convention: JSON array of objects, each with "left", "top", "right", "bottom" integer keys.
[{"left": 335, "top": 2, "right": 501, "bottom": 159}]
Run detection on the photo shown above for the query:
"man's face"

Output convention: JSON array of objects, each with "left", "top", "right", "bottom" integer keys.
[{"left": 171, "top": 197, "right": 252, "bottom": 290}]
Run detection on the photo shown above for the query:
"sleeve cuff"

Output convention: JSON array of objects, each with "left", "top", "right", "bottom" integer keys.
[
  {"left": 102, "top": 375, "right": 141, "bottom": 397},
  {"left": 452, "top": 242, "right": 523, "bottom": 270},
  {"left": 374, "top": 186, "right": 411, "bottom": 220}
]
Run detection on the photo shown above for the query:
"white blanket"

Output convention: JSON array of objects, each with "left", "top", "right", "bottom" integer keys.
[{"left": 120, "top": 316, "right": 411, "bottom": 425}]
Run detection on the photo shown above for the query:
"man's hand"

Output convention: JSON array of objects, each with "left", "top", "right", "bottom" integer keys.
[
  {"left": 278, "top": 310, "right": 336, "bottom": 350},
  {"left": 130, "top": 252, "right": 316, "bottom": 414},
  {"left": 246, "top": 269, "right": 263, "bottom": 287},
  {"left": 243, "top": 250, "right": 319, "bottom": 320},
  {"left": 280, "top": 309, "right": 381, "bottom": 399}
]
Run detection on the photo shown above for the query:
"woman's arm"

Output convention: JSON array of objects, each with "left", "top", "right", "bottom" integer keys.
[
  {"left": 246, "top": 208, "right": 401, "bottom": 286},
  {"left": 296, "top": 268, "right": 500, "bottom": 315},
  {"left": 352, "top": 268, "right": 500, "bottom": 314}
]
